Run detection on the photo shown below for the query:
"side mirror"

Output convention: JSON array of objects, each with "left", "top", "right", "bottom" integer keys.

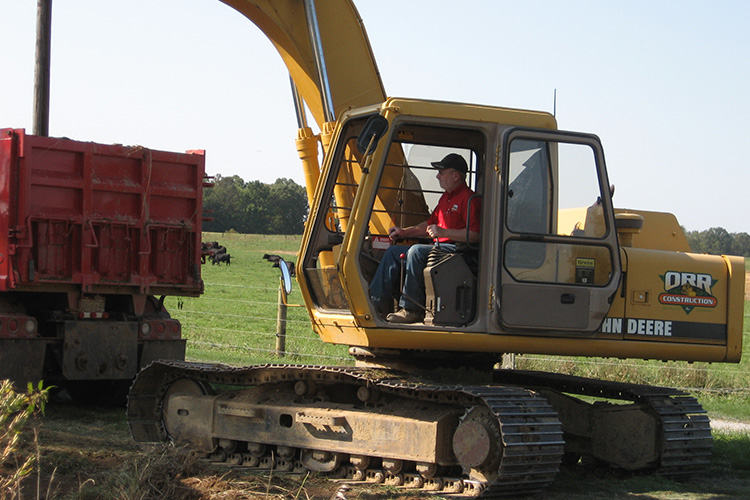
[
  {"left": 356, "top": 115, "right": 389, "bottom": 156},
  {"left": 278, "top": 258, "right": 293, "bottom": 295}
]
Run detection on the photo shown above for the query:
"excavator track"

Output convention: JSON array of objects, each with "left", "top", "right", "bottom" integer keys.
[
  {"left": 128, "top": 361, "right": 564, "bottom": 497},
  {"left": 494, "top": 369, "right": 713, "bottom": 477}
]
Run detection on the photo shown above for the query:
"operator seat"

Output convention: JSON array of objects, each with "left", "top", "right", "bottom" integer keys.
[{"left": 423, "top": 246, "right": 477, "bottom": 326}]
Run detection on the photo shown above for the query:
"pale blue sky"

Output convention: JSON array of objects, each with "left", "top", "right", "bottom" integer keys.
[{"left": 1, "top": 0, "right": 748, "bottom": 232}]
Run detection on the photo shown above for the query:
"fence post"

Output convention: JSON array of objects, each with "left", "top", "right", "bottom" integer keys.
[{"left": 275, "top": 278, "right": 287, "bottom": 356}]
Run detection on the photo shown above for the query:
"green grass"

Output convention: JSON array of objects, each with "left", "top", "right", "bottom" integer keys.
[
  {"left": 166, "top": 233, "right": 350, "bottom": 366},
  {"left": 172, "top": 232, "right": 750, "bottom": 421}
]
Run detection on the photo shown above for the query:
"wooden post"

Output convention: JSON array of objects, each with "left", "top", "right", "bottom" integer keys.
[
  {"left": 501, "top": 353, "right": 516, "bottom": 370},
  {"left": 33, "top": 0, "right": 53, "bottom": 137},
  {"left": 275, "top": 279, "right": 287, "bottom": 356}
]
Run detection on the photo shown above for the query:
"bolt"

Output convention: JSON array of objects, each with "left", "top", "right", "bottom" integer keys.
[{"left": 75, "top": 353, "right": 88, "bottom": 371}]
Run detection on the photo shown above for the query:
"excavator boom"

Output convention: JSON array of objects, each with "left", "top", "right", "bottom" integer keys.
[{"left": 220, "top": 0, "right": 385, "bottom": 128}]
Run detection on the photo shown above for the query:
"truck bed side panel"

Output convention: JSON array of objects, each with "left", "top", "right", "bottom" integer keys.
[{"left": 0, "top": 128, "right": 205, "bottom": 295}]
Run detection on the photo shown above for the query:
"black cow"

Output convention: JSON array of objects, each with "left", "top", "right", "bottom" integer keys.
[
  {"left": 212, "top": 253, "right": 231, "bottom": 265},
  {"left": 281, "top": 260, "right": 296, "bottom": 277},
  {"left": 263, "top": 253, "right": 282, "bottom": 264},
  {"left": 202, "top": 241, "right": 227, "bottom": 264},
  {"left": 263, "top": 254, "right": 295, "bottom": 276}
]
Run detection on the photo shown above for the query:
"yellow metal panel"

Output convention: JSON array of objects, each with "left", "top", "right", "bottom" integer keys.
[
  {"left": 614, "top": 209, "right": 691, "bottom": 252},
  {"left": 622, "top": 248, "right": 729, "bottom": 325},
  {"left": 381, "top": 98, "right": 558, "bottom": 130},
  {"left": 723, "top": 255, "right": 746, "bottom": 362},
  {"left": 314, "top": 319, "right": 736, "bottom": 363}
]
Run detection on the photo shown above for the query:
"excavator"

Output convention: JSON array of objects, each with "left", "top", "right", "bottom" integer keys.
[{"left": 127, "top": 0, "right": 746, "bottom": 496}]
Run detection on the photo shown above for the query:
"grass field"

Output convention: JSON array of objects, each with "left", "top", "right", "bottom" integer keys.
[{"left": 166, "top": 233, "right": 351, "bottom": 367}]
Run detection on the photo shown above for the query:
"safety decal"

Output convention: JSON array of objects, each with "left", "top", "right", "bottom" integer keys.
[
  {"left": 575, "top": 257, "right": 595, "bottom": 284},
  {"left": 658, "top": 271, "right": 718, "bottom": 314}
]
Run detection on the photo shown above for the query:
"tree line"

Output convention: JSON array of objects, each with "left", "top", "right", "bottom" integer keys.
[
  {"left": 203, "top": 175, "right": 749, "bottom": 259},
  {"left": 684, "top": 227, "right": 750, "bottom": 257},
  {"left": 202, "top": 175, "right": 308, "bottom": 234}
]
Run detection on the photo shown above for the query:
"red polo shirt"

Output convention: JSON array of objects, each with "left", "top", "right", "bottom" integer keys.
[{"left": 426, "top": 183, "right": 481, "bottom": 243}]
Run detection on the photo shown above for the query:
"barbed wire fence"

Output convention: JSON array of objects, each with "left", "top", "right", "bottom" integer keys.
[
  {"left": 172, "top": 281, "right": 750, "bottom": 396},
  {"left": 172, "top": 280, "right": 353, "bottom": 364}
]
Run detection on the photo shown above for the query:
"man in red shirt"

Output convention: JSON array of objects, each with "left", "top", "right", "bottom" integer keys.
[{"left": 370, "top": 153, "right": 481, "bottom": 323}]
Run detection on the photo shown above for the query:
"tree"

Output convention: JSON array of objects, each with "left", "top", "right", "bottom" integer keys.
[
  {"left": 203, "top": 174, "right": 247, "bottom": 232},
  {"left": 243, "top": 180, "right": 272, "bottom": 233},
  {"left": 268, "top": 178, "right": 308, "bottom": 234},
  {"left": 202, "top": 175, "right": 308, "bottom": 234},
  {"left": 731, "top": 232, "right": 750, "bottom": 257},
  {"left": 685, "top": 227, "right": 750, "bottom": 257},
  {"left": 703, "top": 227, "right": 733, "bottom": 255}
]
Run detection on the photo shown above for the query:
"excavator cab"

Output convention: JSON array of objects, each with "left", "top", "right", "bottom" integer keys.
[{"left": 298, "top": 98, "right": 622, "bottom": 351}]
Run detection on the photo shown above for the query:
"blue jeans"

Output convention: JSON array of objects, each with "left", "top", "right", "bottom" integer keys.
[{"left": 370, "top": 243, "right": 457, "bottom": 313}]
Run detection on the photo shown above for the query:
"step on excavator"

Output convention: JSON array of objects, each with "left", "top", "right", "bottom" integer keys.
[{"left": 127, "top": 1, "right": 745, "bottom": 496}]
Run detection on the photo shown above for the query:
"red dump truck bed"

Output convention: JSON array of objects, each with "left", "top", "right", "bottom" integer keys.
[{"left": 0, "top": 128, "right": 205, "bottom": 296}]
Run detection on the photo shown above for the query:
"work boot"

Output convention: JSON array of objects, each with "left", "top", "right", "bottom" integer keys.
[{"left": 386, "top": 309, "right": 423, "bottom": 324}]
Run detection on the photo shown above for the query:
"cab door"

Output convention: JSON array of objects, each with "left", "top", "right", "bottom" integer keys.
[{"left": 496, "top": 128, "right": 621, "bottom": 332}]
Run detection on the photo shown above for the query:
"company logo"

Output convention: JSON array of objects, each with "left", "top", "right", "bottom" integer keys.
[{"left": 658, "top": 271, "right": 717, "bottom": 314}]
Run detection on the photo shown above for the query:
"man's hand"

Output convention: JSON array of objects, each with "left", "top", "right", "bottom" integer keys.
[
  {"left": 426, "top": 224, "right": 442, "bottom": 240},
  {"left": 389, "top": 221, "right": 430, "bottom": 241}
]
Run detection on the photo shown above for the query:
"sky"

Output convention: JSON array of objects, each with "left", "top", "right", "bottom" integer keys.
[{"left": 1, "top": 0, "right": 749, "bottom": 233}]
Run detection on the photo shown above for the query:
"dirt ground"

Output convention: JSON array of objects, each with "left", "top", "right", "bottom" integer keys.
[{"left": 12, "top": 395, "right": 748, "bottom": 500}]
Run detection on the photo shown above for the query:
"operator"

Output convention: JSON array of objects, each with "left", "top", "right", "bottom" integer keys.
[{"left": 370, "top": 153, "right": 481, "bottom": 324}]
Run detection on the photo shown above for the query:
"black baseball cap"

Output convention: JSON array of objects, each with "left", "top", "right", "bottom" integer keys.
[{"left": 431, "top": 153, "right": 468, "bottom": 174}]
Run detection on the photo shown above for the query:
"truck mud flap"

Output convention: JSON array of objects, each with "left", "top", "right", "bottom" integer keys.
[
  {"left": 62, "top": 321, "right": 138, "bottom": 380},
  {"left": 0, "top": 338, "right": 47, "bottom": 386},
  {"left": 140, "top": 339, "right": 186, "bottom": 368}
]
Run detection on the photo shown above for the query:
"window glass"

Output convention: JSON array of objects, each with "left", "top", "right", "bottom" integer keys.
[
  {"left": 507, "top": 139, "right": 549, "bottom": 235},
  {"left": 505, "top": 241, "right": 613, "bottom": 285},
  {"left": 359, "top": 124, "right": 484, "bottom": 290},
  {"left": 503, "top": 136, "right": 613, "bottom": 286},
  {"left": 303, "top": 117, "right": 370, "bottom": 310},
  {"left": 557, "top": 142, "right": 606, "bottom": 238},
  {"left": 367, "top": 125, "right": 482, "bottom": 239}
]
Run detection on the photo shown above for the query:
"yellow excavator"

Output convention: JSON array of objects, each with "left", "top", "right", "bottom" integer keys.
[{"left": 127, "top": 1, "right": 746, "bottom": 496}]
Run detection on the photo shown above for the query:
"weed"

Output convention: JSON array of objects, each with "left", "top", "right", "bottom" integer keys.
[{"left": 0, "top": 379, "right": 49, "bottom": 499}]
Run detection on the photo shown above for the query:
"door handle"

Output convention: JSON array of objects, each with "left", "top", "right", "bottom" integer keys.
[{"left": 560, "top": 293, "right": 576, "bottom": 304}]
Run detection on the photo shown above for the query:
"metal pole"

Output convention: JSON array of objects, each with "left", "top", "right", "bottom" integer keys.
[
  {"left": 275, "top": 279, "right": 287, "bottom": 356},
  {"left": 303, "top": 0, "right": 335, "bottom": 123},
  {"left": 289, "top": 76, "right": 308, "bottom": 129},
  {"left": 33, "top": 0, "right": 53, "bottom": 137}
]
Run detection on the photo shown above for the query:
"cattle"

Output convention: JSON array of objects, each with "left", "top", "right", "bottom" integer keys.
[
  {"left": 203, "top": 241, "right": 229, "bottom": 264},
  {"left": 263, "top": 253, "right": 295, "bottom": 276},
  {"left": 263, "top": 253, "right": 282, "bottom": 264},
  {"left": 212, "top": 253, "right": 231, "bottom": 265},
  {"left": 284, "top": 260, "right": 296, "bottom": 277}
]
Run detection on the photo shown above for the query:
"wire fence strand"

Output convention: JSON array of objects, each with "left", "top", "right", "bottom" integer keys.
[
  {"left": 187, "top": 340, "right": 350, "bottom": 362},
  {"left": 175, "top": 293, "right": 750, "bottom": 394}
]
